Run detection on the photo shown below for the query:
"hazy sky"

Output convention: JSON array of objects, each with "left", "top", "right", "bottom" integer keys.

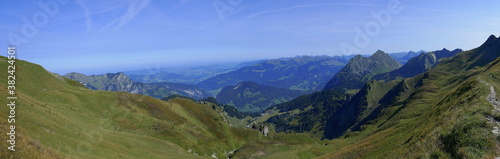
[{"left": 1, "top": 0, "right": 499, "bottom": 74}]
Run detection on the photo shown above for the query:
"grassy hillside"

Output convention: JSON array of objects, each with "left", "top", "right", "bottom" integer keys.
[
  {"left": 264, "top": 89, "right": 349, "bottom": 139},
  {"left": 0, "top": 56, "right": 263, "bottom": 158},
  {"left": 234, "top": 35, "right": 500, "bottom": 158},
  {"left": 319, "top": 51, "right": 500, "bottom": 158}
]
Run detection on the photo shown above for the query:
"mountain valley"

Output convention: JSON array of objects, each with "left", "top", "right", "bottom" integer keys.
[{"left": 2, "top": 35, "right": 500, "bottom": 158}]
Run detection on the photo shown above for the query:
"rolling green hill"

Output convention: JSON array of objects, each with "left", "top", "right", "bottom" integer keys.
[
  {"left": 0, "top": 56, "right": 324, "bottom": 159},
  {"left": 0, "top": 57, "right": 263, "bottom": 158}
]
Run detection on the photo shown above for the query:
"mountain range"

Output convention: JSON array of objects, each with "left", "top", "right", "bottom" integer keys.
[
  {"left": 3, "top": 35, "right": 500, "bottom": 158},
  {"left": 249, "top": 34, "right": 500, "bottom": 158},
  {"left": 373, "top": 48, "right": 463, "bottom": 81},
  {"left": 0, "top": 56, "right": 321, "bottom": 158},
  {"left": 123, "top": 60, "right": 263, "bottom": 84},
  {"left": 196, "top": 55, "right": 351, "bottom": 93},
  {"left": 390, "top": 50, "right": 425, "bottom": 64},
  {"left": 64, "top": 72, "right": 210, "bottom": 99}
]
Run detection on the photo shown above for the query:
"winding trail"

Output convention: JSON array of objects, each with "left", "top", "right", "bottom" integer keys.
[
  {"left": 488, "top": 85, "right": 500, "bottom": 112},
  {"left": 484, "top": 83, "right": 500, "bottom": 135}
]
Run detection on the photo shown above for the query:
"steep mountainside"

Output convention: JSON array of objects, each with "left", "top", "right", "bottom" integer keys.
[
  {"left": 216, "top": 81, "right": 304, "bottom": 112},
  {"left": 265, "top": 89, "right": 350, "bottom": 138},
  {"left": 374, "top": 48, "right": 463, "bottom": 81},
  {"left": 64, "top": 72, "right": 209, "bottom": 99},
  {"left": 245, "top": 35, "right": 500, "bottom": 158},
  {"left": 266, "top": 80, "right": 398, "bottom": 139},
  {"left": 323, "top": 50, "right": 401, "bottom": 92},
  {"left": 317, "top": 34, "right": 500, "bottom": 158},
  {"left": 196, "top": 55, "right": 350, "bottom": 92}
]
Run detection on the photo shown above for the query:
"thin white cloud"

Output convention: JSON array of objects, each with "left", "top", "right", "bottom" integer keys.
[
  {"left": 76, "top": 0, "right": 93, "bottom": 33},
  {"left": 100, "top": 0, "right": 152, "bottom": 32},
  {"left": 73, "top": 0, "right": 152, "bottom": 34},
  {"left": 247, "top": 3, "right": 375, "bottom": 18}
]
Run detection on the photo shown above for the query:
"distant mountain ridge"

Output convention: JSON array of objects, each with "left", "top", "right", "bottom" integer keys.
[
  {"left": 196, "top": 55, "right": 351, "bottom": 93},
  {"left": 124, "top": 60, "right": 263, "bottom": 84},
  {"left": 390, "top": 50, "right": 425, "bottom": 64},
  {"left": 323, "top": 50, "right": 402, "bottom": 92},
  {"left": 216, "top": 81, "right": 304, "bottom": 112},
  {"left": 374, "top": 48, "right": 463, "bottom": 81},
  {"left": 64, "top": 72, "right": 210, "bottom": 99}
]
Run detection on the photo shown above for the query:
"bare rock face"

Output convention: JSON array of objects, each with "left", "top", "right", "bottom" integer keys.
[{"left": 263, "top": 126, "right": 269, "bottom": 136}]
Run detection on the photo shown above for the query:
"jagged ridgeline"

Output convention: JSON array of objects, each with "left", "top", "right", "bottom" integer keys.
[
  {"left": 257, "top": 35, "right": 500, "bottom": 158},
  {"left": 373, "top": 48, "right": 463, "bottom": 81}
]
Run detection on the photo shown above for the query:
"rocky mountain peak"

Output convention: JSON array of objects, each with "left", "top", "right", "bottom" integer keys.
[
  {"left": 323, "top": 50, "right": 401, "bottom": 91},
  {"left": 64, "top": 72, "right": 86, "bottom": 78},
  {"left": 483, "top": 34, "right": 499, "bottom": 46},
  {"left": 370, "top": 50, "right": 388, "bottom": 59},
  {"left": 106, "top": 72, "right": 132, "bottom": 82}
]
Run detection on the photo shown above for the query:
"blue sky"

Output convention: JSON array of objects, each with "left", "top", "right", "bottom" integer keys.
[{"left": 1, "top": 0, "right": 499, "bottom": 75}]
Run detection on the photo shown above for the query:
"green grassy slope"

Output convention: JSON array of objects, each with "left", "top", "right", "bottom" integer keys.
[
  {"left": 317, "top": 35, "right": 500, "bottom": 158},
  {"left": 236, "top": 35, "right": 500, "bottom": 158},
  {"left": 0, "top": 56, "right": 261, "bottom": 158}
]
